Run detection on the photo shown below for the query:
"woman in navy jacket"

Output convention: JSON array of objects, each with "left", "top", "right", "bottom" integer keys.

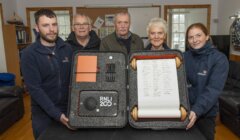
[
  {"left": 145, "top": 17, "right": 170, "bottom": 50},
  {"left": 184, "top": 23, "right": 229, "bottom": 140}
]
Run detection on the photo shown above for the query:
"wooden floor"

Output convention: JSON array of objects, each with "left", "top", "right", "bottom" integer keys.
[
  {"left": 0, "top": 94, "right": 239, "bottom": 140},
  {"left": 0, "top": 94, "right": 34, "bottom": 140}
]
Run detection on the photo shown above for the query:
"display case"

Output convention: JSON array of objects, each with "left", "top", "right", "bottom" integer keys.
[
  {"left": 230, "top": 11, "right": 240, "bottom": 51},
  {"left": 68, "top": 50, "right": 190, "bottom": 129}
]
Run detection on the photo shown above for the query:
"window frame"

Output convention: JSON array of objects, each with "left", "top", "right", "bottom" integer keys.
[{"left": 164, "top": 5, "right": 211, "bottom": 51}]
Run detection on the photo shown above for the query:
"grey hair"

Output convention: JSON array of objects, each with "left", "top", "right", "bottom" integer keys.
[
  {"left": 146, "top": 17, "right": 167, "bottom": 36},
  {"left": 73, "top": 13, "right": 92, "bottom": 25},
  {"left": 114, "top": 11, "right": 131, "bottom": 23}
]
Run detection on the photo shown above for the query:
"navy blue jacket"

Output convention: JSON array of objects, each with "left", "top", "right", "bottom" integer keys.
[
  {"left": 21, "top": 37, "right": 72, "bottom": 121},
  {"left": 66, "top": 30, "right": 100, "bottom": 52},
  {"left": 184, "top": 42, "right": 229, "bottom": 117},
  {"left": 145, "top": 43, "right": 170, "bottom": 50}
]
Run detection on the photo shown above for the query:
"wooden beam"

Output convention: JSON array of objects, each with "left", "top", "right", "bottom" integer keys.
[{"left": 229, "top": 54, "right": 240, "bottom": 62}]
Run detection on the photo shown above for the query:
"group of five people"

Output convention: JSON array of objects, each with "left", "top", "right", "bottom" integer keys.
[{"left": 20, "top": 8, "right": 228, "bottom": 140}]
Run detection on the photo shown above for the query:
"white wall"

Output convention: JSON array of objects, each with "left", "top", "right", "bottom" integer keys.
[
  {"left": 0, "top": 0, "right": 17, "bottom": 24},
  {"left": 186, "top": 8, "right": 208, "bottom": 28},
  {"left": 218, "top": 0, "right": 240, "bottom": 35},
  {"left": 0, "top": 5, "right": 7, "bottom": 72},
  {"left": 129, "top": 7, "right": 160, "bottom": 37},
  {"left": 218, "top": 0, "right": 240, "bottom": 55}
]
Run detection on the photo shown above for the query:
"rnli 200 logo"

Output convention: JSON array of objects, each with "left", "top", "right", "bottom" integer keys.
[{"left": 99, "top": 96, "right": 112, "bottom": 107}]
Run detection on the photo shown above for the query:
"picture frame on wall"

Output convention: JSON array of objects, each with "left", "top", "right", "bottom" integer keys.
[{"left": 105, "top": 14, "right": 115, "bottom": 26}]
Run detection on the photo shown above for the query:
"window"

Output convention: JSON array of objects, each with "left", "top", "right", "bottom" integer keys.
[
  {"left": 55, "top": 11, "right": 71, "bottom": 40},
  {"left": 170, "top": 9, "right": 186, "bottom": 52},
  {"left": 164, "top": 5, "right": 211, "bottom": 52}
]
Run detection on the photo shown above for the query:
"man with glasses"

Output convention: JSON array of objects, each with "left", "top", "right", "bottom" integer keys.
[
  {"left": 100, "top": 11, "right": 144, "bottom": 54},
  {"left": 66, "top": 14, "right": 100, "bottom": 52}
]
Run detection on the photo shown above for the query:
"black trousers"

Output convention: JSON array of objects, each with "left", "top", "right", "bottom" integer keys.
[
  {"left": 31, "top": 105, "right": 67, "bottom": 140},
  {"left": 31, "top": 107, "right": 54, "bottom": 140},
  {"left": 196, "top": 117, "right": 216, "bottom": 140}
]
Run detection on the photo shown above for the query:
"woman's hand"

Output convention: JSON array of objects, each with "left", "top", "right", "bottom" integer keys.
[
  {"left": 186, "top": 111, "right": 197, "bottom": 130},
  {"left": 60, "top": 114, "right": 76, "bottom": 130}
]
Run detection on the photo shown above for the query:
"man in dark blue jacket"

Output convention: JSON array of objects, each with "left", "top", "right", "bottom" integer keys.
[
  {"left": 184, "top": 23, "right": 229, "bottom": 140},
  {"left": 66, "top": 14, "right": 100, "bottom": 52},
  {"left": 21, "top": 9, "right": 72, "bottom": 139}
]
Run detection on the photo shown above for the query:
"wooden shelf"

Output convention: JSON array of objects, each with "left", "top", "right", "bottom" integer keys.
[
  {"left": 230, "top": 54, "right": 240, "bottom": 62},
  {"left": 17, "top": 42, "right": 31, "bottom": 50},
  {"left": 2, "top": 24, "right": 31, "bottom": 87}
]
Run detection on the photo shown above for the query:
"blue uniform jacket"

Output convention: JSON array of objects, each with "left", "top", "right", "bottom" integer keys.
[
  {"left": 184, "top": 42, "right": 229, "bottom": 117},
  {"left": 21, "top": 37, "right": 72, "bottom": 121}
]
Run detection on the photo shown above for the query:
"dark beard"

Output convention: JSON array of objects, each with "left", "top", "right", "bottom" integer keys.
[{"left": 39, "top": 32, "right": 58, "bottom": 43}]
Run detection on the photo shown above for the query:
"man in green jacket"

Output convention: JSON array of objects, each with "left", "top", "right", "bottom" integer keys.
[{"left": 100, "top": 12, "right": 144, "bottom": 54}]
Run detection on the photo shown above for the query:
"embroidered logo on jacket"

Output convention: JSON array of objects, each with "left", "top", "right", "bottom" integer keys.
[
  {"left": 62, "top": 57, "right": 69, "bottom": 63},
  {"left": 197, "top": 70, "right": 207, "bottom": 76}
]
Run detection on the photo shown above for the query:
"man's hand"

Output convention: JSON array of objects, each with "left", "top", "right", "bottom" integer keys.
[
  {"left": 186, "top": 111, "right": 197, "bottom": 130},
  {"left": 60, "top": 114, "right": 76, "bottom": 130}
]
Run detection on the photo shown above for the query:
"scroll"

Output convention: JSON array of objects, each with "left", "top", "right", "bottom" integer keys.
[{"left": 131, "top": 58, "right": 187, "bottom": 121}]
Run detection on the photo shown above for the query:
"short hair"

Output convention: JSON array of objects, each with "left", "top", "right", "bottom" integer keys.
[
  {"left": 185, "top": 23, "right": 209, "bottom": 48},
  {"left": 146, "top": 17, "right": 167, "bottom": 36},
  {"left": 114, "top": 11, "right": 131, "bottom": 23},
  {"left": 34, "top": 8, "right": 57, "bottom": 24},
  {"left": 73, "top": 13, "right": 92, "bottom": 25}
]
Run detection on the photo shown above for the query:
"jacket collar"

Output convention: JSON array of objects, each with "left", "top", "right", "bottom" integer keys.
[
  {"left": 146, "top": 42, "right": 170, "bottom": 50},
  {"left": 33, "top": 37, "right": 65, "bottom": 55},
  {"left": 67, "top": 30, "right": 100, "bottom": 48},
  {"left": 188, "top": 41, "right": 214, "bottom": 55}
]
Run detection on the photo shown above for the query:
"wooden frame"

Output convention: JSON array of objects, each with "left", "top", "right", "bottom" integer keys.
[
  {"left": 164, "top": 5, "right": 211, "bottom": 49},
  {"left": 26, "top": 7, "right": 73, "bottom": 42},
  {"left": 230, "top": 54, "right": 240, "bottom": 61},
  {"left": 3, "top": 25, "right": 22, "bottom": 86},
  {"left": 164, "top": 5, "right": 211, "bottom": 31}
]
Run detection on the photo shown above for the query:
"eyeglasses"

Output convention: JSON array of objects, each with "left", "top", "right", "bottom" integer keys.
[{"left": 73, "top": 23, "right": 90, "bottom": 28}]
